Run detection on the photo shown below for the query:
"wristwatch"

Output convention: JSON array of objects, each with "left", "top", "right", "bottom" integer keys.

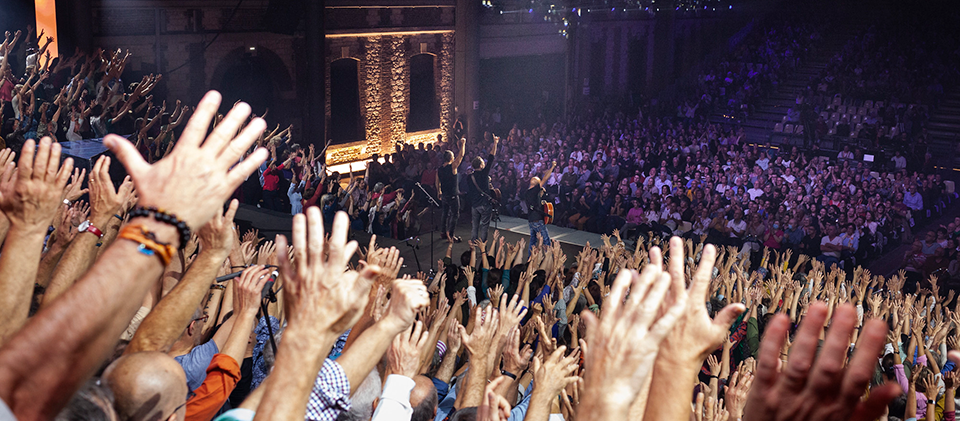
[
  {"left": 928, "top": 399, "right": 935, "bottom": 404},
  {"left": 78, "top": 220, "right": 104, "bottom": 239}
]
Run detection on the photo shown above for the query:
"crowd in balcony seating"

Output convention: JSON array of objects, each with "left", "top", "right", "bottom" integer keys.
[{"left": 782, "top": 15, "right": 960, "bottom": 154}]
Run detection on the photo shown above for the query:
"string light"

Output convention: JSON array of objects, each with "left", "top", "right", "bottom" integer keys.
[{"left": 482, "top": 0, "right": 735, "bottom": 37}]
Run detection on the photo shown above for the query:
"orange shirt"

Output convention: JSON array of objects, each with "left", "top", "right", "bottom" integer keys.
[{"left": 185, "top": 353, "right": 241, "bottom": 421}]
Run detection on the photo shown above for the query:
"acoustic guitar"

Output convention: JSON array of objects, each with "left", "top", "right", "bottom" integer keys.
[{"left": 543, "top": 202, "right": 554, "bottom": 224}]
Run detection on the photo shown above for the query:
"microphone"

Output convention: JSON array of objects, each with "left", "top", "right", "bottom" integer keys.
[
  {"left": 215, "top": 265, "right": 278, "bottom": 283},
  {"left": 400, "top": 235, "right": 419, "bottom": 243},
  {"left": 261, "top": 270, "right": 279, "bottom": 300},
  {"left": 215, "top": 271, "right": 243, "bottom": 283}
]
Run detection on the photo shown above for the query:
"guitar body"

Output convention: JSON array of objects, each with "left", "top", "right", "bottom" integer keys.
[{"left": 543, "top": 202, "right": 554, "bottom": 224}]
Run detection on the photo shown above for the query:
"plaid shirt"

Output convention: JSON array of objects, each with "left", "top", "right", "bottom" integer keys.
[{"left": 305, "top": 359, "right": 351, "bottom": 421}]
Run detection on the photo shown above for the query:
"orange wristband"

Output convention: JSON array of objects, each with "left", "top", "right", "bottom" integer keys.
[{"left": 118, "top": 224, "right": 176, "bottom": 266}]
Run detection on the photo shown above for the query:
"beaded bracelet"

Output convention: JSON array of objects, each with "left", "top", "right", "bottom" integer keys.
[
  {"left": 128, "top": 206, "right": 191, "bottom": 246},
  {"left": 118, "top": 224, "right": 176, "bottom": 266}
]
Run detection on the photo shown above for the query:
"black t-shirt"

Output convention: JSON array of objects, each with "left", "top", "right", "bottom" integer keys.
[
  {"left": 438, "top": 164, "right": 458, "bottom": 199},
  {"left": 467, "top": 154, "right": 495, "bottom": 206},
  {"left": 525, "top": 186, "right": 545, "bottom": 222}
]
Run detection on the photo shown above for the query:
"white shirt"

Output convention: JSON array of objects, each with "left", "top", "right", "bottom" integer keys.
[
  {"left": 820, "top": 235, "right": 843, "bottom": 258},
  {"left": 747, "top": 188, "right": 764, "bottom": 200},
  {"left": 371, "top": 375, "right": 416, "bottom": 421},
  {"left": 892, "top": 156, "right": 907, "bottom": 169},
  {"left": 727, "top": 219, "right": 746, "bottom": 237},
  {"left": 654, "top": 178, "right": 672, "bottom": 191},
  {"left": 781, "top": 174, "right": 796, "bottom": 184},
  {"left": 756, "top": 157, "right": 770, "bottom": 170}
]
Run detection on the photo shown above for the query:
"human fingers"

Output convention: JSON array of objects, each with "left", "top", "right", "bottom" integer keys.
[
  {"left": 18, "top": 139, "right": 36, "bottom": 181},
  {"left": 784, "top": 303, "right": 829, "bottom": 390},
  {"left": 690, "top": 244, "right": 718, "bottom": 304},
  {"left": 305, "top": 207, "right": 324, "bottom": 268},
  {"left": 204, "top": 102, "right": 252, "bottom": 155},
  {"left": 177, "top": 91, "right": 222, "bottom": 150},
  {"left": 103, "top": 134, "right": 150, "bottom": 182},
  {"left": 840, "top": 318, "right": 890, "bottom": 402},
  {"left": 752, "top": 313, "right": 790, "bottom": 390},
  {"left": 807, "top": 304, "right": 857, "bottom": 394}
]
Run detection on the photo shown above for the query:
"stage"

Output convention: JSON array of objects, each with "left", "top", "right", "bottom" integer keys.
[{"left": 232, "top": 205, "right": 601, "bottom": 275}]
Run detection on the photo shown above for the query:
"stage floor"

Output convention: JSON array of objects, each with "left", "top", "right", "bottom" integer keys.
[{"left": 232, "top": 205, "right": 597, "bottom": 275}]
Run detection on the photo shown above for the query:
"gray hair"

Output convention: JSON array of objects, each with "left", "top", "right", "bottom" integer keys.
[{"left": 335, "top": 369, "right": 381, "bottom": 421}]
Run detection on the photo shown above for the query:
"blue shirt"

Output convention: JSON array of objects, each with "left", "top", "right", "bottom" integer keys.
[{"left": 174, "top": 340, "right": 219, "bottom": 392}]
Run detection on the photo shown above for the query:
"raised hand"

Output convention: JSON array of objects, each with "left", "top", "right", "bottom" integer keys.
[
  {"left": 242, "top": 228, "right": 260, "bottom": 244},
  {"left": 528, "top": 346, "right": 581, "bottom": 420},
  {"left": 743, "top": 303, "right": 900, "bottom": 421},
  {"left": 382, "top": 277, "right": 431, "bottom": 332},
  {"left": 88, "top": 157, "right": 132, "bottom": 228},
  {"left": 62, "top": 168, "right": 87, "bottom": 203},
  {"left": 457, "top": 304, "right": 501, "bottom": 408},
  {"left": 0, "top": 138, "right": 72, "bottom": 231},
  {"left": 197, "top": 199, "right": 238, "bottom": 256},
  {"left": 477, "top": 376, "right": 512, "bottom": 421},
  {"left": 387, "top": 321, "right": 430, "bottom": 378},
  {"left": 234, "top": 265, "right": 272, "bottom": 316},
  {"left": 0, "top": 138, "right": 73, "bottom": 340},
  {"left": 579, "top": 250, "right": 689, "bottom": 420},
  {"left": 501, "top": 327, "right": 533, "bottom": 375},
  {"left": 644, "top": 237, "right": 745, "bottom": 420},
  {"left": 724, "top": 369, "right": 753, "bottom": 420},
  {"left": 256, "top": 240, "right": 277, "bottom": 266},
  {"left": 276, "top": 208, "right": 379, "bottom": 336},
  {"left": 104, "top": 91, "right": 268, "bottom": 232}
]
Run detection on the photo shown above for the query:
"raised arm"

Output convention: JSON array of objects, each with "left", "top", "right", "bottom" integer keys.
[
  {"left": 452, "top": 137, "right": 466, "bottom": 172},
  {"left": 540, "top": 161, "right": 557, "bottom": 188},
  {"left": 219, "top": 265, "right": 271, "bottom": 362},
  {"left": 251, "top": 210, "right": 379, "bottom": 421},
  {"left": 0, "top": 91, "right": 268, "bottom": 420},
  {"left": 124, "top": 201, "right": 237, "bottom": 354},
  {"left": 643, "top": 238, "right": 745, "bottom": 421},
  {"left": 0, "top": 138, "right": 73, "bottom": 342},
  {"left": 336, "top": 277, "right": 428, "bottom": 393},
  {"left": 41, "top": 158, "right": 133, "bottom": 307}
]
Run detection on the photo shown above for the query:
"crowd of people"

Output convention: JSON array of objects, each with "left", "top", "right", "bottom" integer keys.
[
  {"left": 1, "top": 88, "right": 960, "bottom": 420},
  {"left": 4, "top": 4, "right": 960, "bottom": 421}
]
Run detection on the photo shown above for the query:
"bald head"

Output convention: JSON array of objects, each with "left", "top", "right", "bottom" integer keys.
[
  {"left": 103, "top": 352, "right": 188, "bottom": 421},
  {"left": 411, "top": 375, "right": 438, "bottom": 421}
]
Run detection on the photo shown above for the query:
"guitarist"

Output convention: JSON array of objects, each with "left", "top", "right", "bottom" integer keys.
[
  {"left": 524, "top": 159, "right": 557, "bottom": 256},
  {"left": 467, "top": 133, "right": 499, "bottom": 242}
]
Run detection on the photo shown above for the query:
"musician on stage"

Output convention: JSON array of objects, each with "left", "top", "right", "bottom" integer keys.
[
  {"left": 467, "top": 133, "right": 499, "bottom": 242},
  {"left": 437, "top": 137, "right": 466, "bottom": 243},
  {"left": 524, "top": 160, "right": 557, "bottom": 255}
]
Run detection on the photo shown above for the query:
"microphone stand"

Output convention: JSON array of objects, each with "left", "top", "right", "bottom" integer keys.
[
  {"left": 415, "top": 182, "right": 441, "bottom": 274},
  {"left": 405, "top": 238, "right": 422, "bottom": 272}
]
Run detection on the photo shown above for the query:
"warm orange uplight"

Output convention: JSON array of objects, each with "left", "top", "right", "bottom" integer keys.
[{"left": 35, "top": 0, "right": 58, "bottom": 59}]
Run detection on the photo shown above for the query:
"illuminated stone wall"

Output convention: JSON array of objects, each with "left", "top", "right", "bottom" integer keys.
[{"left": 325, "top": 31, "right": 455, "bottom": 165}]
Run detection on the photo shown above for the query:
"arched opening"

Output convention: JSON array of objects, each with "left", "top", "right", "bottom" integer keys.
[
  {"left": 330, "top": 58, "right": 362, "bottom": 144},
  {"left": 219, "top": 56, "right": 274, "bottom": 116},
  {"left": 212, "top": 47, "right": 293, "bottom": 118},
  {"left": 407, "top": 53, "right": 439, "bottom": 132}
]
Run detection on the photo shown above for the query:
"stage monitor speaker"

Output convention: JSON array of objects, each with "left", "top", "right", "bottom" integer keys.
[
  {"left": 60, "top": 138, "right": 128, "bottom": 190},
  {"left": 263, "top": 0, "right": 304, "bottom": 35}
]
